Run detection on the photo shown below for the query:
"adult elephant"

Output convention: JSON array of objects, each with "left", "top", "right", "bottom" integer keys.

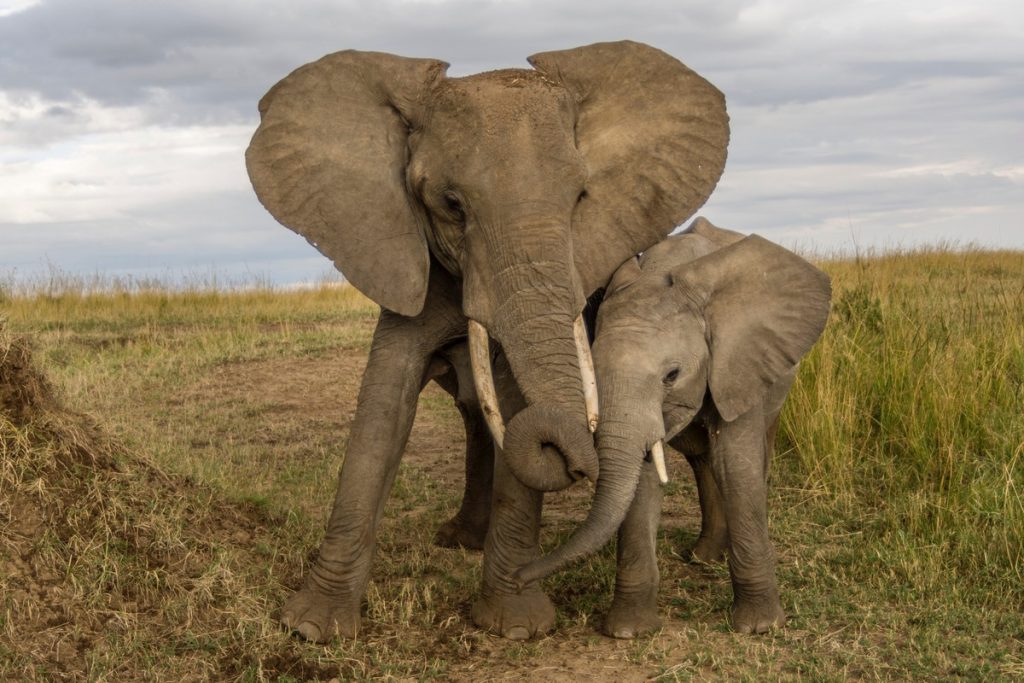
[{"left": 245, "top": 40, "right": 729, "bottom": 642}]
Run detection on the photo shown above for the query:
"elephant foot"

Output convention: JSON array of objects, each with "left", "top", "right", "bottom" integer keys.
[
  {"left": 689, "top": 534, "right": 727, "bottom": 564},
  {"left": 433, "top": 515, "right": 488, "bottom": 550},
  {"left": 602, "top": 597, "right": 661, "bottom": 639},
  {"left": 731, "top": 588, "right": 786, "bottom": 634},
  {"left": 280, "top": 583, "right": 361, "bottom": 643},
  {"left": 471, "top": 589, "right": 555, "bottom": 640}
]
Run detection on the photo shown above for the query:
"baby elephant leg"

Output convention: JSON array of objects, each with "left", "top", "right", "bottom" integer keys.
[
  {"left": 674, "top": 426, "right": 729, "bottom": 563},
  {"left": 605, "top": 460, "right": 664, "bottom": 638},
  {"left": 709, "top": 410, "right": 786, "bottom": 634}
]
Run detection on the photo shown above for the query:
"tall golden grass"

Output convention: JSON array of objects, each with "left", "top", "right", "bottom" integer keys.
[{"left": 783, "top": 247, "right": 1024, "bottom": 600}]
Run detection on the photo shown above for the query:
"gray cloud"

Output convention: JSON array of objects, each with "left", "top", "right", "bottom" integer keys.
[{"left": 1, "top": 0, "right": 1022, "bottom": 287}]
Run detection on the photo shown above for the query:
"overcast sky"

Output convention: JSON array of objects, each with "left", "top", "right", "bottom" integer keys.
[{"left": 2, "top": 0, "right": 1022, "bottom": 288}]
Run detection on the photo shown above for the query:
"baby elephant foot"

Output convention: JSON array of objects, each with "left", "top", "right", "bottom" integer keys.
[
  {"left": 602, "top": 599, "right": 662, "bottom": 639},
  {"left": 471, "top": 589, "right": 555, "bottom": 640},
  {"left": 280, "top": 584, "right": 361, "bottom": 643},
  {"left": 433, "top": 516, "right": 488, "bottom": 550},
  {"left": 731, "top": 589, "right": 786, "bottom": 634}
]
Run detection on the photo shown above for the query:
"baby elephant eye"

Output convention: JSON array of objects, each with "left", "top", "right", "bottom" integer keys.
[{"left": 663, "top": 368, "right": 680, "bottom": 385}]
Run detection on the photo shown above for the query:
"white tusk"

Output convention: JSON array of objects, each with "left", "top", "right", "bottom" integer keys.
[
  {"left": 651, "top": 440, "right": 669, "bottom": 485},
  {"left": 468, "top": 320, "right": 505, "bottom": 449},
  {"left": 574, "top": 315, "right": 599, "bottom": 433}
]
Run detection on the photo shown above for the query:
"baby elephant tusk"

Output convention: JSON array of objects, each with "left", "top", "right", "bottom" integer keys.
[
  {"left": 468, "top": 320, "right": 505, "bottom": 449},
  {"left": 651, "top": 440, "right": 669, "bottom": 485},
  {"left": 573, "top": 316, "right": 599, "bottom": 433}
]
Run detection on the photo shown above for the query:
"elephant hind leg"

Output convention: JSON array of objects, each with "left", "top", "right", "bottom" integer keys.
[
  {"left": 673, "top": 428, "right": 728, "bottom": 564},
  {"left": 708, "top": 410, "right": 786, "bottom": 634},
  {"left": 430, "top": 342, "right": 495, "bottom": 550}
]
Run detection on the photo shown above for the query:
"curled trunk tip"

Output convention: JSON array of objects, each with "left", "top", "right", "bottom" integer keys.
[{"left": 502, "top": 403, "right": 598, "bottom": 492}]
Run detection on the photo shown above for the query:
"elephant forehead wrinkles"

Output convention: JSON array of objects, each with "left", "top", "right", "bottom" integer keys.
[
  {"left": 598, "top": 284, "right": 680, "bottom": 327},
  {"left": 433, "top": 71, "right": 575, "bottom": 143},
  {"left": 640, "top": 234, "right": 716, "bottom": 272}
]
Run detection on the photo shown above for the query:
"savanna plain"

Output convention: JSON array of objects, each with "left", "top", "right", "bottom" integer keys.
[{"left": 2, "top": 247, "right": 1023, "bottom": 681}]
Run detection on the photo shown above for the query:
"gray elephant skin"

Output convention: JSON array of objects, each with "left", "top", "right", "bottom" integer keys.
[
  {"left": 513, "top": 218, "right": 832, "bottom": 638},
  {"left": 245, "top": 41, "right": 730, "bottom": 641}
]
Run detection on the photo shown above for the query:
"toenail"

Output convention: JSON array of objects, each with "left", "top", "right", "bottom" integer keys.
[
  {"left": 296, "top": 621, "right": 323, "bottom": 642},
  {"left": 505, "top": 625, "right": 530, "bottom": 640}
]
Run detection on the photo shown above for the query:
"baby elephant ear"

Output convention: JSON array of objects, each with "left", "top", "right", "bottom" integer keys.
[{"left": 677, "top": 236, "right": 832, "bottom": 422}]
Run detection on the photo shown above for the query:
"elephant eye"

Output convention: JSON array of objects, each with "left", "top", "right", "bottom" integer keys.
[
  {"left": 443, "top": 192, "right": 464, "bottom": 220},
  {"left": 663, "top": 368, "right": 680, "bottom": 385}
]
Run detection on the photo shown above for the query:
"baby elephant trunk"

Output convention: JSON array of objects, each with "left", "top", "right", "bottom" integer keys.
[{"left": 512, "top": 412, "right": 661, "bottom": 586}]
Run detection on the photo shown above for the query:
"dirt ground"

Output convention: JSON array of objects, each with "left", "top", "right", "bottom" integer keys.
[
  {"left": 4, "top": 329, "right": 745, "bottom": 681},
  {"left": 168, "top": 348, "right": 752, "bottom": 681}
]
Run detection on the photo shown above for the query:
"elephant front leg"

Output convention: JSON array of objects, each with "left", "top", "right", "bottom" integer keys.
[
  {"left": 280, "top": 311, "right": 439, "bottom": 642},
  {"left": 604, "top": 460, "right": 663, "bottom": 639},
  {"left": 709, "top": 410, "right": 786, "bottom": 634},
  {"left": 471, "top": 452, "right": 555, "bottom": 639}
]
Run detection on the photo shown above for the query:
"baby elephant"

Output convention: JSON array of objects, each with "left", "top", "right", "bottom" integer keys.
[{"left": 513, "top": 217, "right": 831, "bottom": 638}]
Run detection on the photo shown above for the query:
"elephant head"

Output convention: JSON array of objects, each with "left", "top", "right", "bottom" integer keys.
[
  {"left": 513, "top": 218, "right": 832, "bottom": 585},
  {"left": 245, "top": 42, "right": 729, "bottom": 492}
]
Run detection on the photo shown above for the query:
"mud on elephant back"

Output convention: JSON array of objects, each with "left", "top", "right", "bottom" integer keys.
[
  {"left": 245, "top": 40, "right": 730, "bottom": 642},
  {"left": 512, "top": 218, "right": 832, "bottom": 638}
]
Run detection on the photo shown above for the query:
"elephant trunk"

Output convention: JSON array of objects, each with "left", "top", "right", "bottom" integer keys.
[
  {"left": 469, "top": 214, "right": 598, "bottom": 492},
  {"left": 513, "top": 386, "right": 663, "bottom": 585}
]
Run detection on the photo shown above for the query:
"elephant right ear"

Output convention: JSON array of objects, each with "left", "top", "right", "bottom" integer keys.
[
  {"left": 246, "top": 51, "right": 448, "bottom": 316},
  {"left": 676, "top": 236, "right": 832, "bottom": 422},
  {"left": 529, "top": 41, "right": 730, "bottom": 297}
]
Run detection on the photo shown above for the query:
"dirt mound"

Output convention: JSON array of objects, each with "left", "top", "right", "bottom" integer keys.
[
  {"left": 1, "top": 329, "right": 119, "bottom": 471},
  {"left": 0, "top": 328, "right": 299, "bottom": 680}
]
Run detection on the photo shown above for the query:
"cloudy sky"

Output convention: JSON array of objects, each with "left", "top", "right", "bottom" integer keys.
[{"left": 2, "top": 0, "right": 1022, "bottom": 287}]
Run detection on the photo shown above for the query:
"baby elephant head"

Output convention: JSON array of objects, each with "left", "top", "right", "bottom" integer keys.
[{"left": 513, "top": 219, "right": 832, "bottom": 585}]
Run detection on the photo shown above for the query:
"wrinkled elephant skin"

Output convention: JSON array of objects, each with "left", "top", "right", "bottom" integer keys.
[
  {"left": 514, "top": 218, "right": 832, "bottom": 638},
  {"left": 245, "top": 42, "right": 729, "bottom": 641}
]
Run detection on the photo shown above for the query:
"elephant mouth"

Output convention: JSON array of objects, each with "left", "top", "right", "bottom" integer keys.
[{"left": 467, "top": 317, "right": 600, "bottom": 490}]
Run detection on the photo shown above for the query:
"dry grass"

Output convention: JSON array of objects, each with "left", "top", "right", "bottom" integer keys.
[
  {"left": 784, "top": 248, "right": 1024, "bottom": 602},
  {"left": 1, "top": 250, "right": 1022, "bottom": 680}
]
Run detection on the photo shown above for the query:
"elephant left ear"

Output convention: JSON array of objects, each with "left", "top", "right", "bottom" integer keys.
[
  {"left": 675, "top": 236, "right": 832, "bottom": 422},
  {"left": 528, "top": 41, "right": 730, "bottom": 296}
]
